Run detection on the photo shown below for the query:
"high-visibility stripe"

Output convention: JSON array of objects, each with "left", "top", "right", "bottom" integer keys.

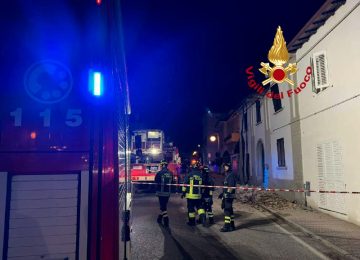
[
  {"left": 182, "top": 186, "right": 186, "bottom": 192},
  {"left": 208, "top": 212, "right": 214, "bottom": 216},
  {"left": 163, "top": 214, "right": 168, "bottom": 218},
  {"left": 225, "top": 216, "right": 231, "bottom": 220},
  {"left": 185, "top": 194, "right": 201, "bottom": 199},
  {"left": 225, "top": 220, "right": 231, "bottom": 223},
  {"left": 209, "top": 191, "right": 213, "bottom": 195},
  {"left": 198, "top": 209, "right": 205, "bottom": 215},
  {"left": 189, "top": 212, "right": 196, "bottom": 218},
  {"left": 162, "top": 211, "right": 167, "bottom": 215},
  {"left": 190, "top": 179, "right": 194, "bottom": 195}
]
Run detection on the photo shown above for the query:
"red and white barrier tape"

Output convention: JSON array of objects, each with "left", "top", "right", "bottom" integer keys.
[{"left": 131, "top": 181, "right": 360, "bottom": 194}]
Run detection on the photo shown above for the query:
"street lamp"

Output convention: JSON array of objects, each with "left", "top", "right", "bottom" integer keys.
[
  {"left": 209, "top": 134, "right": 220, "bottom": 150},
  {"left": 209, "top": 133, "right": 220, "bottom": 173}
]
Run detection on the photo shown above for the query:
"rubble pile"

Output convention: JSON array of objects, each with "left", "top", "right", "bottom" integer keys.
[{"left": 237, "top": 191, "right": 300, "bottom": 210}]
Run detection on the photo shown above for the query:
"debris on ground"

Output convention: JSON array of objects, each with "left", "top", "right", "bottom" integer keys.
[{"left": 237, "top": 191, "right": 301, "bottom": 211}]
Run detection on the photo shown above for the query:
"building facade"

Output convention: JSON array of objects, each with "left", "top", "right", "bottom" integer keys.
[
  {"left": 236, "top": 0, "right": 360, "bottom": 225},
  {"left": 289, "top": 0, "right": 360, "bottom": 225}
]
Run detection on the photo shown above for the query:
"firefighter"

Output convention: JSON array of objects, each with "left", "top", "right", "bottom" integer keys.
[
  {"left": 155, "top": 160, "right": 174, "bottom": 227},
  {"left": 218, "top": 162, "right": 236, "bottom": 232},
  {"left": 181, "top": 161, "right": 206, "bottom": 226},
  {"left": 200, "top": 165, "right": 215, "bottom": 226}
]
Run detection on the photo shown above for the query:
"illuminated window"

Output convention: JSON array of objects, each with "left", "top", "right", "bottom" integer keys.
[{"left": 147, "top": 131, "right": 160, "bottom": 139}]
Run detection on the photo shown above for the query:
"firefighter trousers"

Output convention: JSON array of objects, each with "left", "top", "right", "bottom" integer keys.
[
  {"left": 223, "top": 198, "right": 234, "bottom": 225},
  {"left": 158, "top": 196, "right": 170, "bottom": 218},
  {"left": 202, "top": 198, "right": 214, "bottom": 219},
  {"left": 187, "top": 199, "right": 205, "bottom": 220}
]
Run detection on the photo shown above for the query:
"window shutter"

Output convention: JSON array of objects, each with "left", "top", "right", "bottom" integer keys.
[
  {"left": 313, "top": 51, "right": 329, "bottom": 89},
  {"left": 310, "top": 57, "right": 319, "bottom": 94}
]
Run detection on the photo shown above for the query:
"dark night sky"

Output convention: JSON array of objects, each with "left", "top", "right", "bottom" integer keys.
[{"left": 121, "top": 0, "right": 325, "bottom": 153}]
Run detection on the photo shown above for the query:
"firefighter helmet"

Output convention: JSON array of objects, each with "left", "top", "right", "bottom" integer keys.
[
  {"left": 223, "top": 162, "right": 231, "bottom": 171},
  {"left": 190, "top": 160, "right": 200, "bottom": 169},
  {"left": 160, "top": 160, "right": 168, "bottom": 167}
]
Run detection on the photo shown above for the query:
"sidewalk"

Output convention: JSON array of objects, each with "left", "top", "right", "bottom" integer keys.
[{"left": 240, "top": 191, "right": 360, "bottom": 259}]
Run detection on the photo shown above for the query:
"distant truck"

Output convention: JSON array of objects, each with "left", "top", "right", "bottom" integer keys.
[{"left": 129, "top": 129, "right": 181, "bottom": 186}]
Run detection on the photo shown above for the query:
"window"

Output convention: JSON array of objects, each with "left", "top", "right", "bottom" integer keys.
[
  {"left": 244, "top": 112, "right": 248, "bottom": 131},
  {"left": 256, "top": 100, "right": 261, "bottom": 123},
  {"left": 271, "top": 84, "right": 282, "bottom": 112},
  {"left": 147, "top": 131, "right": 160, "bottom": 139},
  {"left": 277, "top": 138, "right": 286, "bottom": 167},
  {"left": 313, "top": 51, "right": 329, "bottom": 91}
]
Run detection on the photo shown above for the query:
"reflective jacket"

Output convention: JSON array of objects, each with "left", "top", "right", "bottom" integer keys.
[
  {"left": 155, "top": 168, "right": 173, "bottom": 197},
  {"left": 223, "top": 171, "right": 236, "bottom": 199},
  {"left": 182, "top": 169, "right": 203, "bottom": 199}
]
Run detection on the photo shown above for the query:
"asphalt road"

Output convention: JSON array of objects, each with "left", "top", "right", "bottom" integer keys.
[{"left": 130, "top": 188, "right": 327, "bottom": 260}]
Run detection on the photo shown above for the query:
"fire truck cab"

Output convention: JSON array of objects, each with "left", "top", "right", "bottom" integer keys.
[{"left": 130, "top": 129, "right": 180, "bottom": 185}]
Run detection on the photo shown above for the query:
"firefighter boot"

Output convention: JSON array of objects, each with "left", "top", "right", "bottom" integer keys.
[
  {"left": 220, "top": 216, "right": 233, "bottom": 232},
  {"left": 220, "top": 223, "right": 233, "bottom": 232},
  {"left": 163, "top": 217, "right": 169, "bottom": 228},
  {"left": 157, "top": 214, "right": 162, "bottom": 224},
  {"left": 208, "top": 211, "right": 214, "bottom": 224}
]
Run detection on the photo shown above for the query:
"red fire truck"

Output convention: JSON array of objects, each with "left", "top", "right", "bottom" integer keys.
[
  {"left": 0, "top": 1, "right": 131, "bottom": 260},
  {"left": 130, "top": 130, "right": 181, "bottom": 185}
]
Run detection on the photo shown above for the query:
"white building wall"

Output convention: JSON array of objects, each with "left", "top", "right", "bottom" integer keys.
[
  {"left": 268, "top": 82, "right": 295, "bottom": 182},
  {"left": 262, "top": 75, "right": 304, "bottom": 202},
  {"left": 296, "top": 1, "right": 360, "bottom": 225},
  {"left": 265, "top": 77, "right": 306, "bottom": 190}
]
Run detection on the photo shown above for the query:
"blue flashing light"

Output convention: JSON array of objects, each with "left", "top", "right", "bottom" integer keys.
[
  {"left": 89, "top": 70, "right": 103, "bottom": 97},
  {"left": 93, "top": 72, "right": 102, "bottom": 96}
]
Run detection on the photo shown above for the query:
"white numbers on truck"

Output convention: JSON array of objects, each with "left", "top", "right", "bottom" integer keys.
[
  {"left": 10, "top": 108, "right": 22, "bottom": 127},
  {"left": 39, "top": 109, "right": 51, "bottom": 127},
  {"left": 65, "top": 109, "right": 83, "bottom": 127},
  {"left": 9, "top": 108, "right": 83, "bottom": 128}
]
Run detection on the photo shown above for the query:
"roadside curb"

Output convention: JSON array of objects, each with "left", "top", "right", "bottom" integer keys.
[{"left": 257, "top": 204, "right": 359, "bottom": 260}]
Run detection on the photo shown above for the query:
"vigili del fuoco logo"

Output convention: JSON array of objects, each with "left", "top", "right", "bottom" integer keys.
[{"left": 245, "top": 26, "right": 312, "bottom": 99}]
